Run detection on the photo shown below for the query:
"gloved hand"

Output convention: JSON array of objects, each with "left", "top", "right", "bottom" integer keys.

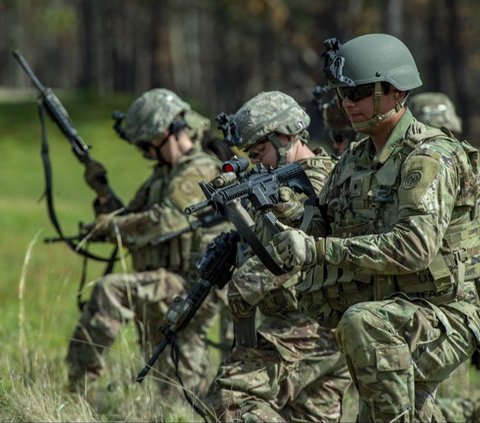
[
  {"left": 82, "top": 214, "right": 115, "bottom": 241},
  {"left": 228, "top": 283, "right": 256, "bottom": 320},
  {"left": 84, "top": 160, "right": 112, "bottom": 198},
  {"left": 269, "top": 222, "right": 324, "bottom": 269},
  {"left": 272, "top": 187, "right": 304, "bottom": 226}
]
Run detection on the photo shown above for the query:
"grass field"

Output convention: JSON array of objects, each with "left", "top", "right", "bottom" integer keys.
[
  {"left": 2, "top": 91, "right": 480, "bottom": 422},
  {"left": 0, "top": 91, "right": 213, "bottom": 421}
]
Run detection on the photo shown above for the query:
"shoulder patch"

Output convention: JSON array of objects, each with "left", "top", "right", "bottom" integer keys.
[
  {"left": 178, "top": 178, "right": 197, "bottom": 195},
  {"left": 403, "top": 170, "right": 422, "bottom": 190}
]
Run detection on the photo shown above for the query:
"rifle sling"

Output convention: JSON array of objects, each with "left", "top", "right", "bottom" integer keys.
[
  {"left": 299, "top": 196, "right": 317, "bottom": 232},
  {"left": 216, "top": 202, "right": 290, "bottom": 275},
  {"left": 38, "top": 102, "right": 118, "bottom": 263}
]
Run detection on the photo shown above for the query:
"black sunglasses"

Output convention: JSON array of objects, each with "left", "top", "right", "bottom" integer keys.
[{"left": 336, "top": 84, "right": 375, "bottom": 102}]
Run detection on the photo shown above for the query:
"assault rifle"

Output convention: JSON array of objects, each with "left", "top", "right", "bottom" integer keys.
[
  {"left": 185, "top": 157, "right": 316, "bottom": 275},
  {"left": 136, "top": 230, "right": 239, "bottom": 383},
  {"left": 12, "top": 50, "right": 126, "bottom": 268},
  {"left": 12, "top": 50, "right": 124, "bottom": 209},
  {"left": 44, "top": 209, "right": 226, "bottom": 248}
]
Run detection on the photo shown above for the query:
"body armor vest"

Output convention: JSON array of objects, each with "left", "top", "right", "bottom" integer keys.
[
  {"left": 299, "top": 125, "right": 480, "bottom": 313},
  {"left": 130, "top": 147, "right": 226, "bottom": 280}
]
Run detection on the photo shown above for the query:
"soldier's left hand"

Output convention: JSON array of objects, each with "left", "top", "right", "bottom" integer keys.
[
  {"left": 87, "top": 214, "right": 115, "bottom": 240},
  {"left": 271, "top": 187, "right": 304, "bottom": 226},
  {"left": 269, "top": 222, "right": 324, "bottom": 269}
]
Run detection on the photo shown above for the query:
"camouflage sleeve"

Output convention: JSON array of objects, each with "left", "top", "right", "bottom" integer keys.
[
  {"left": 324, "top": 143, "right": 458, "bottom": 274},
  {"left": 231, "top": 254, "right": 300, "bottom": 305},
  {"left": 105, "top": 156, "right": 220, "bottom": 247}
]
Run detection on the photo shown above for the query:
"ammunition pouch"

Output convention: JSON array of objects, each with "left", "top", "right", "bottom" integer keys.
[
  {"left": 321, "top": 219, "right": 480, "bottom": 312},
  {"left": 258, "top": 287, "right": 298, "bottom": 315}
]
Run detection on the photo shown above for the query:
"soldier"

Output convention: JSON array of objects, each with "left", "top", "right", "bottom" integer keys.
[
  {"left": 410, "top": 91, "right": 478, "bottom": 423},
  {"left": 66, "top": 88, "right": 231, "bottom": 397},
  {"left": 319, "top": 98, "right": 357, "bottom": 159},
  {"left": 409, "top": 92, "right": 462, "bottom": 138},
  {"left": 204, "top": 91, "right": 352, "bottom": 422},
  {"left": 268, "top": 34, "right": 480, "bottom": 422}
]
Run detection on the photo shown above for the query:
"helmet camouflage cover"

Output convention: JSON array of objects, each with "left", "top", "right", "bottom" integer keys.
[
  {"left": 124, "top": 88, "right": 191, "bottom": 144},
  {"left": 218, "top": 91, "right": 310, "bottom": 149},
  {"left": 185, "top": 109, "right": 211, "bottom": 140},
  {"left": 409, "top": 92, "right": 462, "bottom": 134},
  {"left": 323, "top": 33, "right": 422, "bottom": 90}
]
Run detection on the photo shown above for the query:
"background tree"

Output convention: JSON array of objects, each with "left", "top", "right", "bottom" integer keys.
[{"left": 3, "top": 0, "right": 480, "bottom": 144}]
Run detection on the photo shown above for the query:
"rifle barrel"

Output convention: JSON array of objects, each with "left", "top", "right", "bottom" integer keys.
[{"left": 12, "top": 50, "right": 47, "bottom": 92}]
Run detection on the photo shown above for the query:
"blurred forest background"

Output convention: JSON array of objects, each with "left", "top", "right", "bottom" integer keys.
[{"left": 2, "top": 0, "right": 480, "bottom": 144}]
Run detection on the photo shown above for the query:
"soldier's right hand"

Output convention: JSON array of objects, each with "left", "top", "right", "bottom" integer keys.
[{"left": 84, "top": 160, "right": 112, "bottom": 197}]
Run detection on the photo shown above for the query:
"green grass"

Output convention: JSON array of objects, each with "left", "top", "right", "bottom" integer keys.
[{"left": 0, "top": 91, "right": 213, "bottom": 421}]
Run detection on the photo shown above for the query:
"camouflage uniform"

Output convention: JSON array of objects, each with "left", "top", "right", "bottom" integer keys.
[
  {"left": 67, "top": 89, "right": 229, "bottom": 395},
  {"left": 408, "top": 92, "right": 462, "bottom": 136},
  {"left": 269, "top": 35, "right": 480, "bottom": 422},
  {"left": 410, "top": 91, "right": 476, "bottom": 423},
  {"left": 317, "top": 96, "right": 357, "bottom": 159},
  {"left": 205, "top": 91, "right": 352, "bottom": 422}
]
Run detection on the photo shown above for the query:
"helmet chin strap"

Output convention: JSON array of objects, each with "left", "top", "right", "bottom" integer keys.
[
  {"left": 154, "top": 134, "right": 173, "bottom": 166},
  {"left": 351, "top": 82, "right": 406, "bottom": 133},
  {"left": 267, "top": 133, "right": 293, "bottom": 167}
]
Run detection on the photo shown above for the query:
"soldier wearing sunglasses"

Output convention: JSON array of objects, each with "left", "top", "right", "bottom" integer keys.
[{"left": 267, "top": 33, "right": 480, "bottom": 422}]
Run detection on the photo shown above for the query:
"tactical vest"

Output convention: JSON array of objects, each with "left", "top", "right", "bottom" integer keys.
[
  {"left": 298, "top": 127, "right": 480, "bottom": 313},
  {"left": 259, "top": 153, "right": 335, "bottom": 315},
  {"left": 130, "top": 147, "right": 227, "bottom": 280}
]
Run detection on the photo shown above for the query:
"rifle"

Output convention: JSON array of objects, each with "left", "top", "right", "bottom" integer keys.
[
  {"left": 12, "top": 50, "right": 124, "bottom": 263},
  {"left": 43, "top": 210, "right": 226, "bottom": 246},
  {"left": 185, "top": 159, "right": 316, "bottom": 275},
  {"left": 151, "top": 209, "right": 226, "bottom": 245},
  {"left": 136, "top": 230, "right": 239, "bottom": 383},
  {"left": 12, "top": 50, "right": 124, "bottom": 206}
]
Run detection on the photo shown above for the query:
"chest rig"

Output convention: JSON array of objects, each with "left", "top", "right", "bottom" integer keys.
[
  {"left": 315, "top": 129, "right": 480, "bottom": 313},
  {"left": 258, "top": 155, "right": 336, "bottom": 316},
  {"left": 130, "top": 149, "right": 222, "bottom": 277}
]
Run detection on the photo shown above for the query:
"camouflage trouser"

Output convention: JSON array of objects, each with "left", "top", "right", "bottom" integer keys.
[
  {"left": 66, "top": 267, "right": 219, "bottom": 396},
  {"left": 336, "top": 297, "right": 479, "bottom": 422},
  {"left": 204, "top": 333, "right": 351, "bottom": 422}
]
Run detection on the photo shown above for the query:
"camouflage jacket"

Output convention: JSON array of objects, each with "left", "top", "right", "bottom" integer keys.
[
  {"left": 95, "top": 143, "right": 226, "bottom": 275},
  {"left": 301, "top": 109, "right": 480, "bottom": 320},
  {"left": 231, "top": 148, "right": 335, "bottom": 362}
]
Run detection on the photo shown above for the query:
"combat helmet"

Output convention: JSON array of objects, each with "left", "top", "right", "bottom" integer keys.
[
  {"left": 409, "top": 92, "right": 462, "bottom": 135},
  {"left": 216, "top": 91, "right": 310, "bottom": 165},
  {"left": 322, "top": 34, "right": 422, "bottom": 132},
  {"left": 124, "top": 88, "right": 191, "bottom": 145}
]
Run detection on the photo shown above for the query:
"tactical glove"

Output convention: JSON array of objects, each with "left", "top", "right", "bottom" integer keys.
[
  {"left": 272, "top": 187, "right": 304, "bottom": 226},
  {"left": 84, "top": 160, "right": 112, "bottom": 198},
  {"left": 269, "top": 223, "right": 324, "bottom": 269}
]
